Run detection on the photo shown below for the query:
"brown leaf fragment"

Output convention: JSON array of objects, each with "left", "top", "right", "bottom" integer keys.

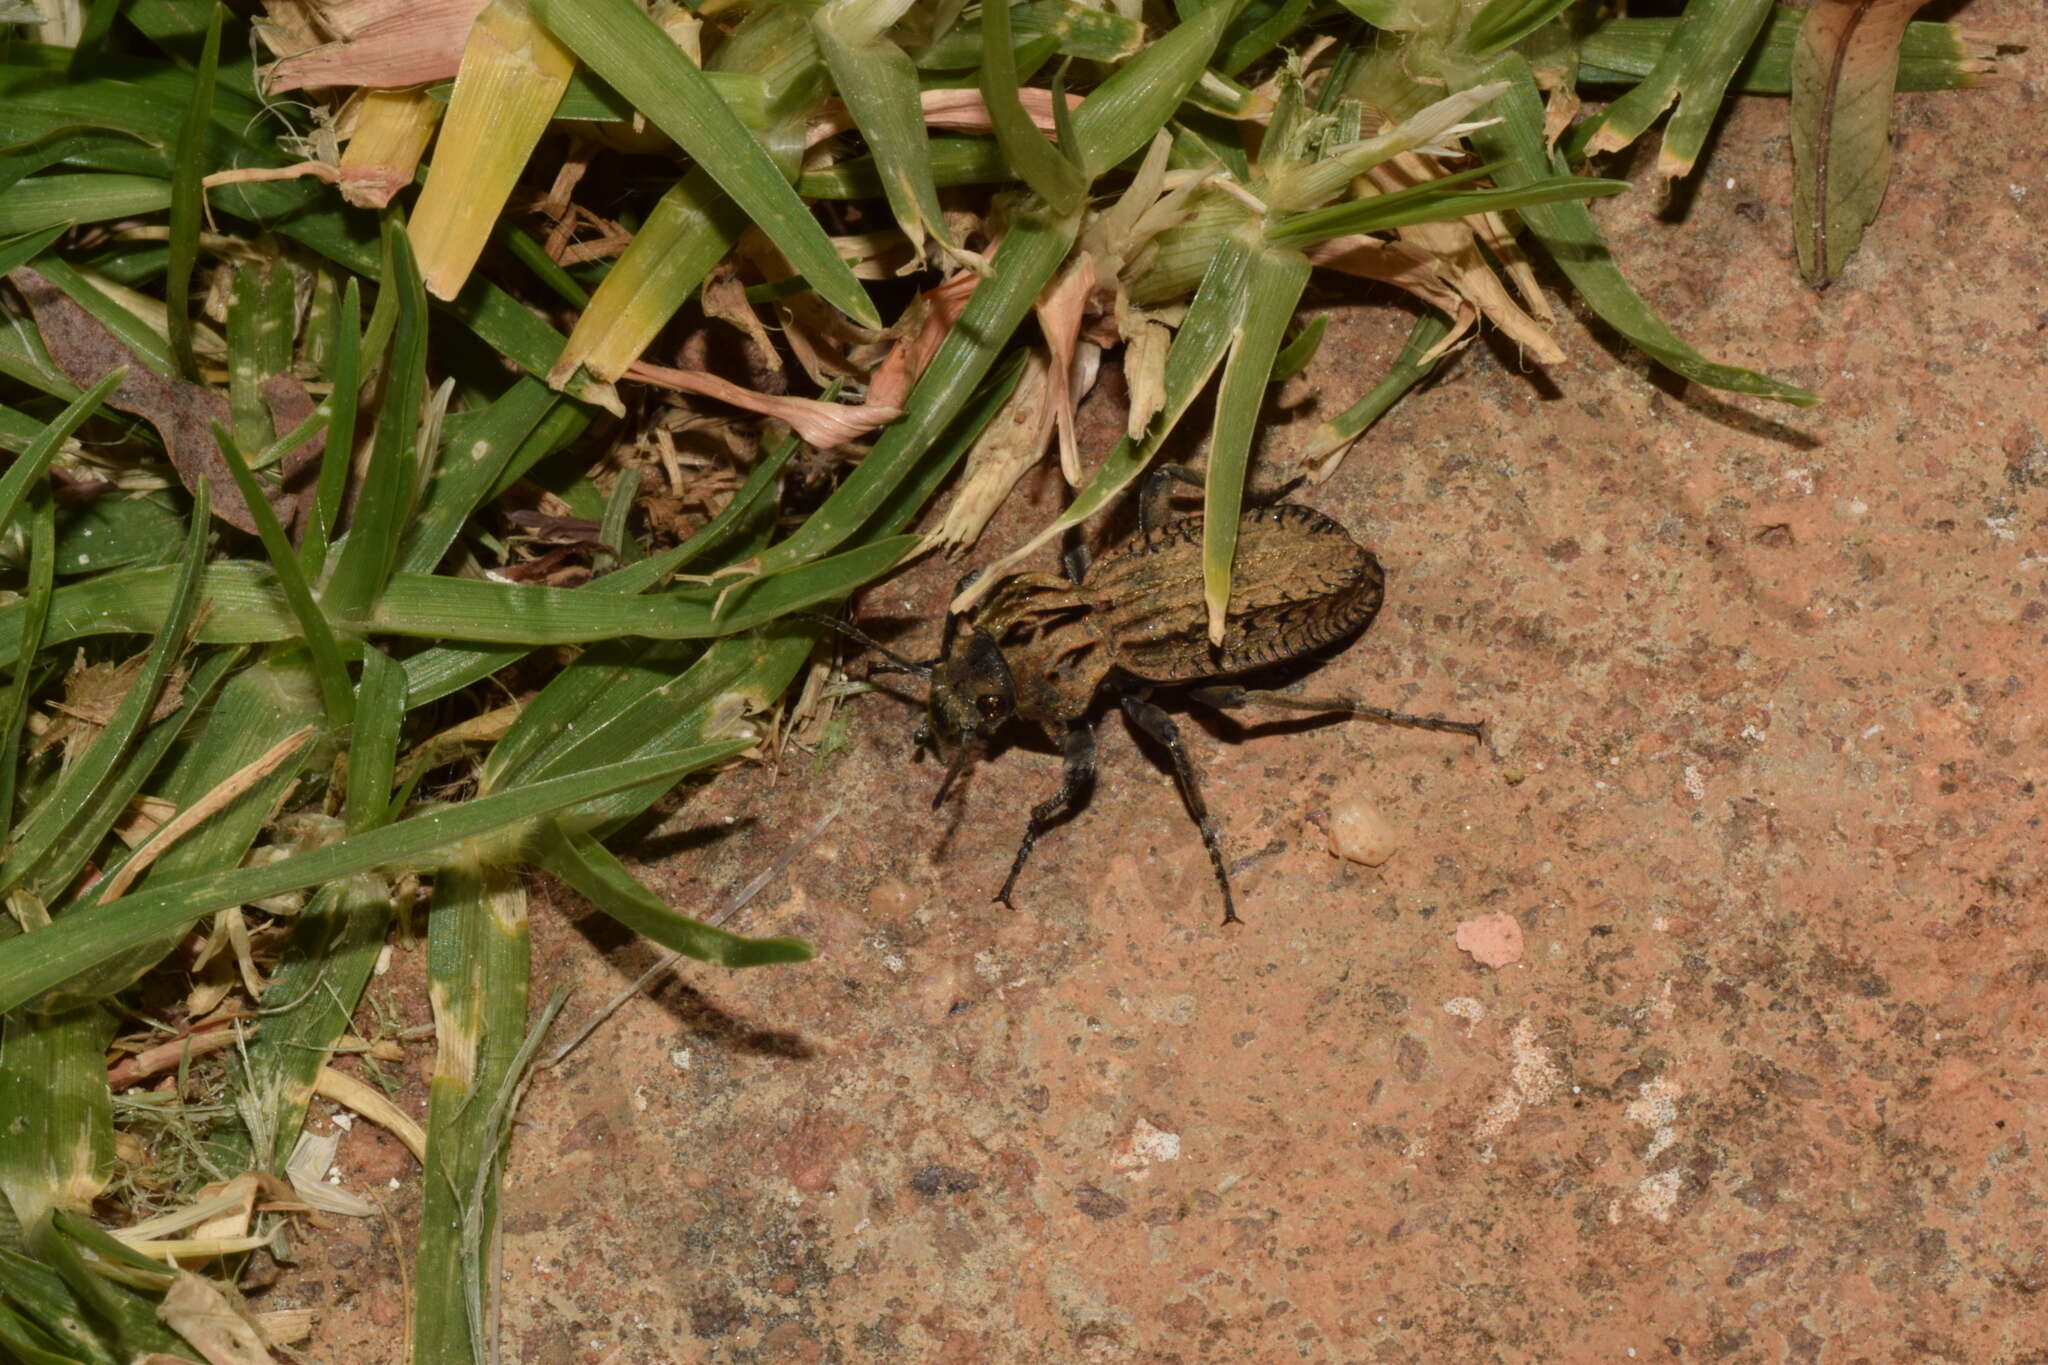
[
  {"left": 1790, "top": 0, "right": 1930, "bottom": 285},
  {"left": 7, "top": 269, "right": 319, "bottom": 534}
]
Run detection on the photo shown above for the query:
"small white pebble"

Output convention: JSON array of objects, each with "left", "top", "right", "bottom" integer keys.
[{"left": 1325, "top": 797, "right": 1399, "bottom": 866}]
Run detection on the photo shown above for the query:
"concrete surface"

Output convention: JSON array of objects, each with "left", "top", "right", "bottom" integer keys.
[{"left": 288, "top": 10, "right": 2046, "bottom": 1361}]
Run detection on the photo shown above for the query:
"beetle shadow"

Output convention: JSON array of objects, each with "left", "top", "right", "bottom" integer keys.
[
  {"left": 548, "top": 836, "right": 821, "bottom": 1064},
  {"left": 568, "top": 923, "right": 820, "bottom": 1062},
  {"left": 923, "top": 724, "right": 1066, "bottom": 864}
]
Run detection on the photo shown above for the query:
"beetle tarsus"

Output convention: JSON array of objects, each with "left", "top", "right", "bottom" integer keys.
[{"left": 1192, "top": 686, "right": 1484, "bottom": 741}]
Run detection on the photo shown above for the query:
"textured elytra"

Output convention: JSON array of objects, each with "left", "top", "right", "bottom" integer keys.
[
  {"left": 1089, "top": 503, "right": 1384, "bottom": 682},
  {"left": 950, "top": 502, "right": 1386, "bottom": 732}
]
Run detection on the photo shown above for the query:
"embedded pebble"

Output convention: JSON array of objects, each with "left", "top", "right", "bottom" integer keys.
[
  {"left": 1325, "top": 798, "right": 1400, "bottom": 866},
  {"left": 867, "top": 876, "right": 919, "bottom": 918},
  {"left": 1456, "top": 912, "right": 1525, "bottom": 968}
]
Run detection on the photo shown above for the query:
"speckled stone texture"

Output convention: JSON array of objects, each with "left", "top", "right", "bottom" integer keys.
[{"left": 291, "top": 11, "right": 2045, "bottom": 1361}]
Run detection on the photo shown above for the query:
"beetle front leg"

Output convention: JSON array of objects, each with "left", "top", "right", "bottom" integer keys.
[
  {"left": 995, "top": 723, "right": 1097, "bottom": 908},
  {"left": 1189, "top": 686, "right": 1485, "bottom": 742},
  {"left": 1120, "top": 694, "right": 1240, "bottom": 926}
]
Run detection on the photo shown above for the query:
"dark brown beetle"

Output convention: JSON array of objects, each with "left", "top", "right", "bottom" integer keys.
[{"left": 826, "top": 469, "right": 1482, "bottom": 924}]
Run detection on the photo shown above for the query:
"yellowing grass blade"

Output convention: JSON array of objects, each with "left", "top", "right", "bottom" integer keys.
[
  {"left": 409, "top": 0, "right": 576, "bottom": 301},
  {"left": 339, "top": 87, "right": 444, "bottom": 210}
]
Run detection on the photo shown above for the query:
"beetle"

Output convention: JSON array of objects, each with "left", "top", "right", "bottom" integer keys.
[{"left": 823, "top": 469, "right": 1483, "bottom": 924}]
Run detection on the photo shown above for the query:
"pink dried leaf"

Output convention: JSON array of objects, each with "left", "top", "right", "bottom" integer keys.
[
  {"left": 806, "top": 87, "right": 1081, "bottom": 148},
  {"left": 266, "top": 0, "right": 485, "bottom": 92},
  {"left": 1034, "top": 256, "right": 1095, "bottom": 485},
  {"left": 625, "top": 362, "right": 902, "bottom": 450}
]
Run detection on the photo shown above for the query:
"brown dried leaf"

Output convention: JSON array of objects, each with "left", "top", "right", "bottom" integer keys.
[
  {"left": 1790, "top": 0, "right": 1930, "bottom": 284},
  {"left": 7, "top": 268, "right": 320, "bottom": 534}
]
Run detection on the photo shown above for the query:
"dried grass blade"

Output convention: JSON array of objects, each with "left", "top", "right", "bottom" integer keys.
[{"left": 408, "top": 0, "right": 577, "bottom": 301}]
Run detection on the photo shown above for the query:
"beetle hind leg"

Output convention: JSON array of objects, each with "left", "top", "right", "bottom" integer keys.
[
  {"left": 995, "top": 723, "right": 1097, "bottom": 909},
  {"left": 1190, "top": 686, "right": 1485, "bottom": 742},
  {"left": 1120, "top": 694, "right": 1240, "bottom": 926}
]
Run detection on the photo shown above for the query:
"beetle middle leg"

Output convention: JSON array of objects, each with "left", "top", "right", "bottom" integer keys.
[
  {"left": 995, "top": 722, "right": 1097, "bottom": 908},
  {"left": 1189, "top": 686, "right": 1485, "bottom": 742},
  {"left": 1119, "top": 693, "right": 1240, "bottom": 926}
]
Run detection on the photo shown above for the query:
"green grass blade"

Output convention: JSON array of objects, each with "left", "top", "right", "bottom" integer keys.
[
  {"left": 414, "top": 861, "right": 529, "bottom": 1365},
  {"left": 325, "top": 220, "right": 428, "bottom": 622},
  {"left": 1202, "top": 243, "right": 1309, "bottom": 643},
  {"left": 23, "top": 649, "right": 243, "bottom": 914},
  {"left": 917, "top": 0, "right": 1142, "bottom": 67},
  {"left": 1577, "top": 0, "right": 1774, "bottom": 175},
  {"left": 0, "top": 175, "right": 173, "bottom": 237},
  {"left": 0, "top": 1008, "right": 115, "bottom": 1255},
  {"left": 300, "top": 278, "right": 361, "bottom": 578},
  {"left": 0, "top": 226, "right": 67, "bottom": 281},
  {"left": 549, "top": 167, "right": 749, "bottom": 387},
  {"left": 225, "top": 254, "right": 299, "bottom": 458},
  {"left": 0, "top": 489, "right": 54, "bottom": 852},
  {"left": 1472, "top": 54, "right": 1816, "bottom": 407},
  {"left": 0, "top": 484, "right": 210, "bottom": 899},
  {"left": 1265, "top": 174, "right": 1631, "bottom": 248},
  {"left": 349, "top": 647, "right": 407, "bottom": 834},
  {"left": 536, "top": 0, "right": 880, "bottom": 328},
  {"left": 797, "top": 135, "right": 1011, "bottom": 199},
  {"left": 214, "top": 424, "right": 353, "bottom": 723},
  {"left": 536, "top": 827, "right": 813, "bottom": 966},
  {"left": 1069, "top": 0, "right": 1236, "bottom": 178},
  {"left": 399, "top": 377, "right": 559, "bottom": 574},
  {"left": 1268, "top": 313, "right": 1327, "bottom": 383},
  {"left": 1300, "top": 307, "right": 1453, "bottom": 467},
  {"left": 369, "top": 536, "right": 920, "bottom": 644},
  {"left": 816, "top": 10, "right": 957, "bottom": 255},
  {"left": 0, "top": 368, "right": 125, "bottom": 536},
  {"left": 962, "top": 231, "right": 1256, "bottom": 592},
  {"left": 0, "top": 744, "right": 749, "bottom": 1014},
  {"left": 756, "top": 210, "right": 1076, "bottom": 573},
  {"left": 0, "top": 562, "right": 293, "bottom": 666},
  {"left": 979, "top": 0, "right": 1087, "bottom": 214},
  {"left": 162, "top": 3, "right": 220, "bottom": 380},
  {"left": 1578, "top": 11, "right": 1994, "bottom": 95},
  {"left": 212, "top": 878, "right": 395, "bottom": 1174},
  {"left": 394, "top": 428, "right": 801, "bottom": 705},
  {"left": 1466, "top": 0, "right": 1576, "bottom": 57}
]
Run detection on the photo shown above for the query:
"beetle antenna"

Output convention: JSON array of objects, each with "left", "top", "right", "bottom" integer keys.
[
  {"left": 793, "top": 611, "right": 934, "bottom": 677},
  {"left": 931, "top": 742, "right": 977, "bottom": 807}
]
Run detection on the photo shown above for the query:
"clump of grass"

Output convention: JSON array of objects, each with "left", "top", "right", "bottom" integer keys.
[{"left": 0, "top": 0, "right": 2013, "bottom": 1359}]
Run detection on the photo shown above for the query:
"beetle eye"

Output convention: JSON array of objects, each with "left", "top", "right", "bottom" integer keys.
[{"left": 976, "top": 694, "right": 1006, "bottom": 721}]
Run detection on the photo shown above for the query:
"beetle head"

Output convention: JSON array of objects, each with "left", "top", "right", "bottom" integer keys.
[{"left": 920, "top": 626, "right": 1015, "bottom": 804}]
